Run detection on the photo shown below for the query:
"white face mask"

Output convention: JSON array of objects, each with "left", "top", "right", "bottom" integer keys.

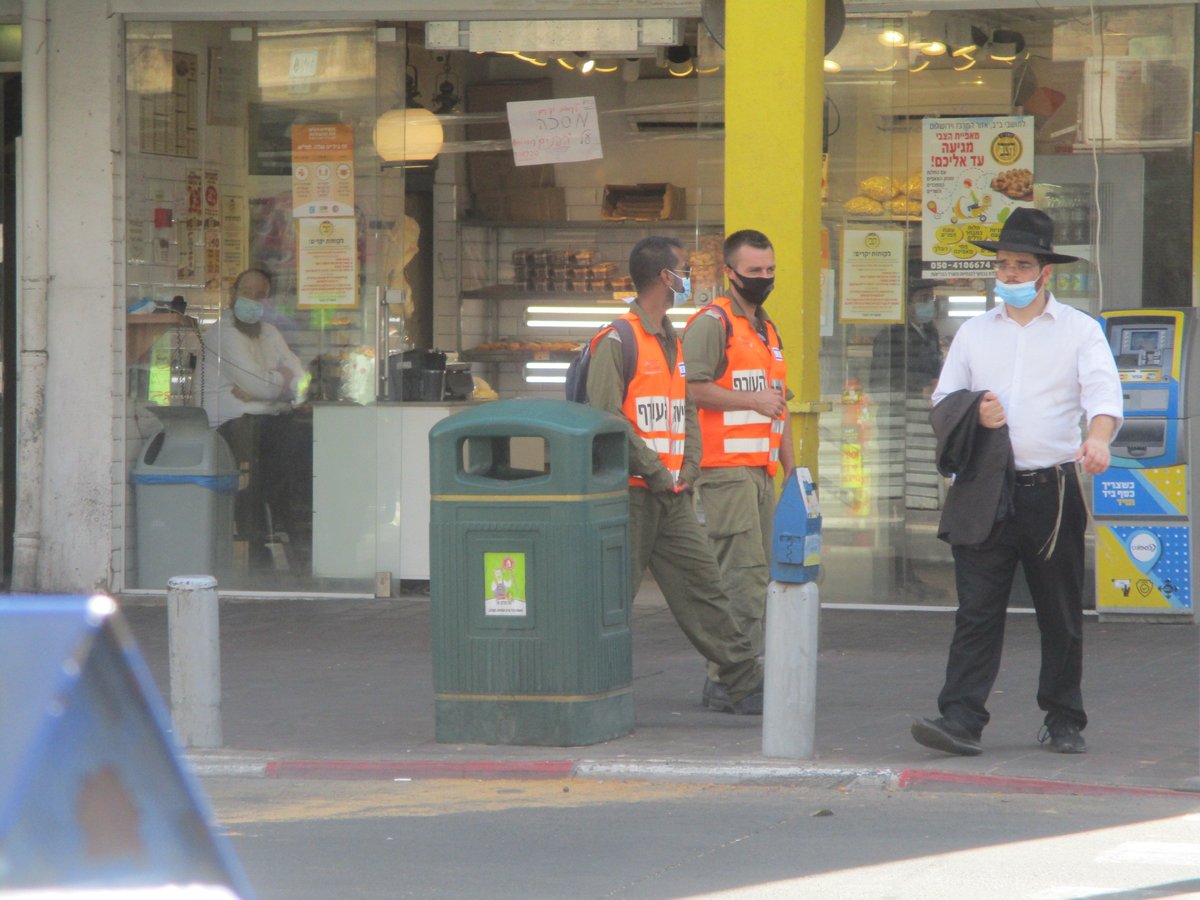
[{"left": 233, "top": 295, "right": 264, "bottom": 324}]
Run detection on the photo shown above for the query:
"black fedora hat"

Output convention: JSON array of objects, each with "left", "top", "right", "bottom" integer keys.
[{"left": 970, "top": 207, "right": 1079, "bottom": 264}]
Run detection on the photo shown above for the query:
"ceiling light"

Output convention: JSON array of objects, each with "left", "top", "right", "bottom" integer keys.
[
  {"left": 373, "top": 63, "right": 445, "bottom": 163},
  {"left": 909, "top": 58, "right": 930, "bottom": 73},
  {"left": 953, "top": 54, "right": 977, "bottom": 71},
  {"left": 823, "top": 58, "right": 842, "bottom": 74},
  {"left": 374, "top": 108, "right": 444, "bottom": 163},
  {"left": 578, "top": 52, "right": 596, "bottom": 74},
  {"left": 666, "top": 44, "right": 694, "bottom": 77},
  {"left": 921, "top": 40, "right": 947, "bottom": 56},
  {"left": 878, "top": 29, "right": 906, "bottom": 47},
  {"left": 989, "top": 29, "right": 1026, "bottom": 62}
]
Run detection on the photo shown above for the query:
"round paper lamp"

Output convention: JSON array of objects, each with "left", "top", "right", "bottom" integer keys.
[{"left": 373, "top": 107, "right": 444, "bottom": 163}]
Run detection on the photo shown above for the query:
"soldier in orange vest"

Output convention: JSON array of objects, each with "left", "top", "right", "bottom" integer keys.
[
  {"left": 682, "top": 230, "right": 795, "bottom": 710},
  {"left": 585, "top": 235, "right": 765, "bottom": 714}
]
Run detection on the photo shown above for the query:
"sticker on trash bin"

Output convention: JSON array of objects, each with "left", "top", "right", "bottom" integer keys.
[{"left": 485, "top": 553, "right": 527, "bottom": 616}]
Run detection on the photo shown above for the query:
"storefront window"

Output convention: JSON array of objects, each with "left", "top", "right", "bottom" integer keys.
[
  {"left": 123, "top": 18, "right": 719, "bottom": 595},
  {"left": 821, "top": 5, "right": 1194, "bottom": 606}
]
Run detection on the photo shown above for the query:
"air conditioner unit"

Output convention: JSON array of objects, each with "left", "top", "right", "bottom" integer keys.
[
  {"left": 875, "top": 69, "right": 1013, "bottom": 128},
  {"left": 1082, "top": 57, "right": 1190, "bottom": 147},
  {"left": 623, "top": 77, "right": 724, "bottom": 132}
]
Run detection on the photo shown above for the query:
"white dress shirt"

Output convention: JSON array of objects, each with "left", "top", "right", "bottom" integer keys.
[
  {"left": 200, "top": 310, "right": 304, "bottom": 428},
  {"left": 932, "top": 294, "right": 1124, "bottom": 470}
]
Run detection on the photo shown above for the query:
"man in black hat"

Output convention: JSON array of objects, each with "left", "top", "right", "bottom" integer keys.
[{"left": 911, "top": 207, "right": 1123, "bottom": 757}]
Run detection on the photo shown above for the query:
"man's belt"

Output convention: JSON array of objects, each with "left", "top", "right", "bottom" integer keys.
[{"left": 1014, "top": 463, "right": 1075, "bottom": 487}]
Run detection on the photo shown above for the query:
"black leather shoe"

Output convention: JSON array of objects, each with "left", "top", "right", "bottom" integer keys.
[
  {"left": 708, "top": 684, "right": 763, "bottom": 715},
  {"left": 911, "top": 717, "right": 982, "bottom": 756},
  {"left": 1039, "top": 721, "right": 1087, "bottom": 754},
  {"left": 701, "top": 677, "right": 729, "bottom": 709}
]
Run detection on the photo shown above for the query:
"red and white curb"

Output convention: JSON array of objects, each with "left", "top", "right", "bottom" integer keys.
[{"left": 185, "top": 752, "right": 1200, "bottom": 798}]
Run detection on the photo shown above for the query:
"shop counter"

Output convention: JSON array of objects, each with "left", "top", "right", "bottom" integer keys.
[{"left": 311, "top": 402, "right": 482, "bottom": 582}]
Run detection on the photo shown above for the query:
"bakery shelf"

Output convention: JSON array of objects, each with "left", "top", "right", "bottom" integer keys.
[
  {"left": 459, "top": 347, "right": 581, "bottom": 363},
  {"left": 461, "top": 285, "right": 632, "bottom": 302}
]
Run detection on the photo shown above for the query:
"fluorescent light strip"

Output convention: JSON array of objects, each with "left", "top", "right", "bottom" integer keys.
[
  {"left": 526, "top": 375, "right": 567, "bottom": 384},
  {"left": 525, "top": 362, "right": 570, "bottom": 370}
]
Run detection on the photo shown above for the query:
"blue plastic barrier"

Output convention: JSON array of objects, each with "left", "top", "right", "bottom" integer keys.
[{"left": 0, "top": 595, "right": 252, "bottom": 896}]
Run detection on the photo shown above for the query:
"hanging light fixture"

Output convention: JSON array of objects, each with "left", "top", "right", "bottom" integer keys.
[
  {"left": 373, "top": 62, "right": 444, "bottom": 164},
  {"left": 989, "top": 29, "right": 1026, "bottom": 62},
  {"left": 667, "top": 44, "right": 694, "bottom": 77}
]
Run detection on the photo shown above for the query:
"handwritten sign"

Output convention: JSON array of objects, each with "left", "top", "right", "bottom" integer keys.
[
  {"left": 921, "top": 116, "right": 1034, "bottom": 279},
  {"left": 506, "top": 96, "right": 603, "bottom": 167}
]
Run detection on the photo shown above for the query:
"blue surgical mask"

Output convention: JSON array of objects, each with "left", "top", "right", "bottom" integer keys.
[
  {"left": 669, "top": 271, "right": 692, "bottom": 307},
  {"left": 233, "top": 295, "right": 264, "bottom": 324},
  {"left": 994, "top": 277, "right": 1041, "bottom": 309},
  {"left": 913, "top": 300, "right": 935, "bottom": 324}
]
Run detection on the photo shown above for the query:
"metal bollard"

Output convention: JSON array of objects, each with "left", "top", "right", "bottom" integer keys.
[
  {"left": 167, "top": 574, "right": 222, "bottom": 748},
  {"left": 762, "top": 467, "right": 822, "bottom": 760},
  {"left": 762, "top": 580, "right": 820, "bottom": 758}
]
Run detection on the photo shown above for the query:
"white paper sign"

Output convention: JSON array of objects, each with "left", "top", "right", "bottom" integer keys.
[{"left": 507, "top": 96, "right": 603, "bottom": 166}]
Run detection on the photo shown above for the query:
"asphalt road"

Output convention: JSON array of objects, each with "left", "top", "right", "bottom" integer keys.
[{"left": 203, "top": 777, "right": 1200, "bottom": 899}]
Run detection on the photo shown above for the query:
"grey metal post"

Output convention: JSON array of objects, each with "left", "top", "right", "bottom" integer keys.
[
  {"left": 167, "top": 575, "right": 222, "bottom": 748},
  {"left": 762, "top": 580, "right": 820, "bottom": 759}
]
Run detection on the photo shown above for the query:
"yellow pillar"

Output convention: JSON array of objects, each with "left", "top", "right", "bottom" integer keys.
[{"left": 726, "top": 0, "right": 827, "bottom": 477}]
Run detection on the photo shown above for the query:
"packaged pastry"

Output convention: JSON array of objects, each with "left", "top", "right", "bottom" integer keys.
[
  {"left": 859, "top": 176, "right": 898, "bottom": 202},
  {"left": 844, "top": 195, "right": 885, "bottom": 216}
]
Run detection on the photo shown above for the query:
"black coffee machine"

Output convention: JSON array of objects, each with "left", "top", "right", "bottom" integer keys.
[{"left": 389, "top": 349, "right": 446, "bottom": 401}]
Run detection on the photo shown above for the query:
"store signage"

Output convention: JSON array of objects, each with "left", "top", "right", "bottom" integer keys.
[
  {"left": 920, "top": 115, "right": 1034, "bottom": 279},
  {"left": 296, "top": 217, "right": 357, "bottom": 310},
  {"left": 291, "top": 123, "right": 355, "bottom": 217},
  {"left": 507, "top": 96, "right": 603, "bottom": 166},
  {"left": 839, "top": 227, "right": 905, "bottom": 323}
]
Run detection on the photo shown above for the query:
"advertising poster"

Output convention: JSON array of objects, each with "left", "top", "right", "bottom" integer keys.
[
  {"left": 296, "top": 217, "right": 357, "bottom": 309},
  {"left": 291, "top": 123, "right": 355, "bottom": 218},
  {"left": 1093, "top": 464, "right": 1187, "bottom": 518},
  {"left": 1096, "top": 524, "right": 1192, "bottom": 612},
  {"left": 839, "top": 228, "right": 906, "bottom": 323},
  {"left": 921, "top": 115, "right": 1035, "bottom": 279},
  {"left": 507, "top": 96, "right": 603, "bottom": 166},
  {"left": 484, "top": 552, "right": 527, "bottom": 617}
]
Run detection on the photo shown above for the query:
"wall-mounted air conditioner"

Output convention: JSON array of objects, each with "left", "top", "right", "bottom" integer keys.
[
  {"left": 623, "top": 77, "right": 724, "bottom": 132},
  {"left": 1082, "top": 57, "right": 1191, "bottom": 147}
]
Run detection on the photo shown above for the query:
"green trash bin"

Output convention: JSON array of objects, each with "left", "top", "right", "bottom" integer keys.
[{"left": 429, "top": 398, "right": 632, "bottom": 746}]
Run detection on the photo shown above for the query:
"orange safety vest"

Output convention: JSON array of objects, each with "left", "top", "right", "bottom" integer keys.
[
  {"left": 688, "top": 296, "right": 787, "bottom": 475},
  {"left": 593, "top": 312, "right": 687, "bottom": 489}
]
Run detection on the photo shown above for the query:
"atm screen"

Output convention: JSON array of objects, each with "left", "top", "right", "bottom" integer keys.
[{"left": 1113, "top": 323, "right": 1171, "bottom": 381}]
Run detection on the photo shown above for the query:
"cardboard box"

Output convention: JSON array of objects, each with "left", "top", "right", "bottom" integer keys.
[
  {"left": 600, "top": 183, "right": 686, "bottom": 221},
  {"left": 466, "top": 79, "right": 556, "bottom": 192},
  {"left": 473, "top": 187, "right": 566, "bottom": 223}
]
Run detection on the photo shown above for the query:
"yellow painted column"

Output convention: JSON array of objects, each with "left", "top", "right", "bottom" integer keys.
[{"left": 726, "top": 0, "right": 827, "bottom": 478}]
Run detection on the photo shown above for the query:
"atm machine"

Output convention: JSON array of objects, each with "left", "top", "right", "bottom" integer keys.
[{"left": 1093, "top": 309, "right": 1198, "bottom": 620}]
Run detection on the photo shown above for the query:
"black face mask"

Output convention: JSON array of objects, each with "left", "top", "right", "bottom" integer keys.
[{"left": 731, "top": 271, "right": 775, "bottom": 306}]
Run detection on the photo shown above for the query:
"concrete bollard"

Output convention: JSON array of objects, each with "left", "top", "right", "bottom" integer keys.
[
  {"left": 167, "top": 574, "right": 222, "bottom": 748},
  {"left": 762, "top": 579, "right": 820, "bottom": 759}
]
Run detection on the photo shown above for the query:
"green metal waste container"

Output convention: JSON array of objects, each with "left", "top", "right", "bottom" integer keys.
[{"left": 429, "top": 398, "right": 632, "bottom": 746}]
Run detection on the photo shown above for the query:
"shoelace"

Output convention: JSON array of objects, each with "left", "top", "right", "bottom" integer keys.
[{"left": 1037, "top": 724, "right": 1052, "bottom": 745}]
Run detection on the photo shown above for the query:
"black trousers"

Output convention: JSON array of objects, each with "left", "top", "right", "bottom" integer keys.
[
  {"left": 938, "top": 467, "right": 1088, "bottom": 737},
  {"left": 217, "top": 412, "right": 311, "bottom": 565}
]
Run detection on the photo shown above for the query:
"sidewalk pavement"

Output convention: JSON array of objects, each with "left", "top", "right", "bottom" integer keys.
[{"left": 117, "top": 584, "right": 1200, "bottom": 797}]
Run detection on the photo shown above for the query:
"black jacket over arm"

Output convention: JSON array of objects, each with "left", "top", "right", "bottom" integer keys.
[{"left": 931, "top": 389, "right": 1015, "bottom": 547}]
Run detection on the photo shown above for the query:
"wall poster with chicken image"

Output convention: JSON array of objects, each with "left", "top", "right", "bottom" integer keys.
[{"left": 920, "top": 116, "right": 1034, "bottom": 279}]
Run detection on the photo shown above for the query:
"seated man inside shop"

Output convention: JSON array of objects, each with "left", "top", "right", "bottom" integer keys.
[{"left": 201, "top": 267, "right": 310, "bottom": 572}]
